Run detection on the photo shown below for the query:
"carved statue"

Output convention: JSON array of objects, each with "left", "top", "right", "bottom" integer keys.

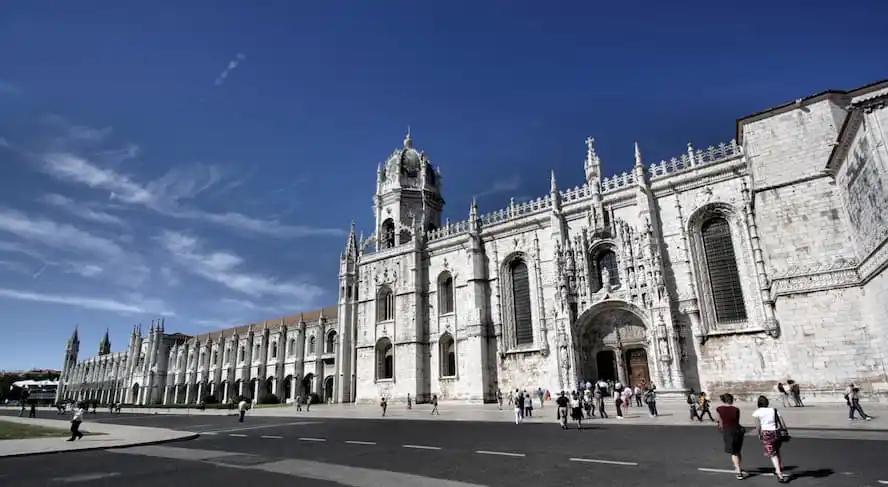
[{"left": 601, "top": 266, "right": 611, "bottom": 292}]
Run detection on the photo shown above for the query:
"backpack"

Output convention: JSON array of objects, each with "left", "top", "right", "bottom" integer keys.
[{"left": 686, "top": 394, "right": 693, "bottom": 405}]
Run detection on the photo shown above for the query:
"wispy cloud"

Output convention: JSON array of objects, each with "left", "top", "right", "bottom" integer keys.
[
  {"left": 41, "top": 152, "right": 343, "bottom": 238},
  {"left": 158, "top": 230, "right": 323, "bottom": 305},
  {"left": 0, "top": 287, "right": 164, "bottom": 314},
  {"left": 0, "top": 80, "right": 20, "bottom": 95},
  {"left": 475, "top": 174, "right": 521, "bottom": 198},
  {"left": 214, "top": 52, "right": 246, "bottom": 86},
  {"left": 0, "top": 208, "right": 124, "bottom": 259},
  {"left": 39, "top": 193, "right": 125, "bottom": 226}
]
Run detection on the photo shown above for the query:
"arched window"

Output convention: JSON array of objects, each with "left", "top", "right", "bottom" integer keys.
[
  {"left": 239, "top": 346, "right": 245, "bottom": 362},
  {"left": 376, "top": 338, "right": 394, "bottom": 380},
  {"left": 377, "top": 286, "right": 394, "bottom": 321},
  {"left": 254, "top": 344, "right": 261, "bottom": 360},
  {"left": 212, "top": 350, "right": 218, "bottom": 365},
  {"left": 438, "top": 272, "right": 454, "bottom": 315},
  {"left": 595, "top": 249, "right": 620, "bottom": 290},
  {"left": 381, "top": 218, "right": 395, "bottom": 249},
  {"left": 440, "top": 333, "right": 456, "bottom": 377},
  {"left": 288, "top": 338, "right": 296, "bottom": 356},
  {"left": 509, "top": 259, "right": 534, "bottom": 345},
  {"left": 701, "top": 217, "right": 746, "bottom": 322},
  {"left": 309, "top": 336, "right": 316, "bottom": 355},
  {"left": 326, "top": 331, "right": 337, "bottom": 354},
  {"left": 271, "top": 341, "right": 278, "bottom": 359}
]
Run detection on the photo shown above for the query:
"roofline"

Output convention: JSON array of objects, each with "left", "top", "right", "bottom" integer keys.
[{"left": 734, "top": 79, "right": 888, "bottom": 144}]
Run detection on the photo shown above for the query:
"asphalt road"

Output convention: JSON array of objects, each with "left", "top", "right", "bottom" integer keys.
[{"left": 2, "top": 410, "right": 888, "bottom": 486}]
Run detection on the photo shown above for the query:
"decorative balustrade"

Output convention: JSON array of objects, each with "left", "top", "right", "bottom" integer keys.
[
  {"left": 601, "top": 171, "right": 636, "bottom": 193},
  {"left": 648, "top": 139, "right": 741, "bottom": 181}
]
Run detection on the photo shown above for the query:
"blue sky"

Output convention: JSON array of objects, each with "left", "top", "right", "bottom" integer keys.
[{"left": 1, "top": 1, "right": 886, "bottom": 370}]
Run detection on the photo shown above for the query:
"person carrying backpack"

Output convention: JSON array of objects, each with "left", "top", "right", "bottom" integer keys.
[
  {"left": 643, "top": 384, "right": 658, "bottom": 417},
  {"left": 687, "top": 388, "right": 700, "bottom": 421}
]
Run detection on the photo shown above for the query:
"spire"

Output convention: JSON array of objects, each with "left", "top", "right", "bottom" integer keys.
[
  {"left": 68, "top": 325, "right": 79, "bottom": 347},
  {"left": 469, "top": 196, "right": 478, "bottom": 221},
  {"left": 150, "top": 320, "right": 155, "bottom": 333},
  {"left": 98, "top": 328, "right": 111, "bottom": 355},
  {"left": 550, "top": 170, "right": 562, "bottom": 211},
  {"left": 550, "top": 170, "right": 558, "bottom": 193},
  {"left": 403, "top": 126, "right": 413, "bottom": 148},
  {"left": 343, "top": 221, "right": 357, "bottom": 258},
  {"left": 634, "top": 141, "right": 643, "bottom": 168},
  {"left": 584, "top": 136, "right": 601, "bottom": 184}
]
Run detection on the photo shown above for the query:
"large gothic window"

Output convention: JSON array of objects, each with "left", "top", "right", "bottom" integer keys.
[
  {"left": 376, "top": 338, "right": 394, "bottom": 380},
  {"left": 510, "top": 259, "right": 534, "bottom": 345},
  {"left": 326, "top": 331, "right": 337, "bottom": 354},
  {"left": 701, "top": 217, "right": 746, "bottom": 322},
  {"left": 440, "top": 333, "right": 456, "bottom": 377},
  {"left": 308, "top": 336, "right": 316, "bottom": 355},
  {"left": 288, "top": 338, "right": 296, "bottom": 357},
  {"left": 595, "top": 250, "right": 620, "bottom": 290},
  {"left": 381, "top": 219, "right": 395, "bottom": 249},
  {"left": 271, "top": 341, "right": 278, "bottom": 359},
  {"left": 377, "top": 286, "right": 394, "bottom": 321},
  {"left": 438, "top": 272, "right": 454, "bottom": 314}
]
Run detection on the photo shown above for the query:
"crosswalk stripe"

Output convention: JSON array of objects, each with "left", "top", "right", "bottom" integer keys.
[
  {"left": 698, "top": 468, "right": 735, "bottom": 474},
  {"left": 569, "top": 457, "right": 638, "bottom": 466},
  {"left": 298, "top": 437, "right": 326, "bottom": 442},
  {"left": 346, "top": 440, "right": 376, "bottom": 445},
  {"left": 229, "top": 434, "right": 247, "bottom": 437},
  {"left": 475, "top": 450, "right": 524, "bottom": 457},
  {"left": 261, "top": 435, "right": 283, "bottom": 439}
]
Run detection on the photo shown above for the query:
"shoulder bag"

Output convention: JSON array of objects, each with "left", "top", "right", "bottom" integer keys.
[{"left": 774, "top": 408, "right": 791, "bottom": 442}]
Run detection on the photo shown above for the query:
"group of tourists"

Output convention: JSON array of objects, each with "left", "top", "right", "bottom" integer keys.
[
  {"left": 776, "top": 380, "right": 805, "bottom": 408},
  {"left": 686, "top": 388, "right": 716, "bottom": 421},
  {"left": 716, "top": 394, "right": 792, "bottom": 483}
]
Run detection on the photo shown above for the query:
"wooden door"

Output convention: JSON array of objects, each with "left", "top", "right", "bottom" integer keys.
[{"left": 625, "top": 348, "right": 651, "bottom": 386}]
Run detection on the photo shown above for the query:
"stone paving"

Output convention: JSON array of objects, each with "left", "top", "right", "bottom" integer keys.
[{"left": 0, "top": 416, "right": 197, "bottom": 457}]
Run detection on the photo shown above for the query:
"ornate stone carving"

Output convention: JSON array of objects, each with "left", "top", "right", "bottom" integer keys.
[{"left": 770, "top": 267, "right": 860, "bottom": 297}]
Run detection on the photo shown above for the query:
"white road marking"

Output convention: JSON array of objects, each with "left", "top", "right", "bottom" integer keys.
[
  {"left": 298, "top": 437, "right": 326, "bottom": 442},
  {"left": 261, "top": 435, "right": 283, "bottom": 439},
  {"left": 199, "top": 432, "right": 217, "bottom": 436},
  {"left": 185, "top": 424, "right": 218, "bottom": 429},
  {"left": 201, "top": 421, "right": 319, "bottom": 434},
  {"left": 229, "top": 434, "right": 247, "bottom": 437},
  {"left": 569, "top": 457, "right": 638, "bottom": 466},
  {"left": 475, "top": 450, "right": 525, "bottom": 457},
  {"left": 50, "top": 472, "right": 120, "bottom": 483},
  {"left": 877, "top": 481, "right": 888, "bottom": 485},
  {"left": 403, "top": 444, "right": 442, "bottom": 450},
  {"left": 345, "top": 440, "right": 377, "bottom": 445},
  {"left": 698, "top": 468, "right": 736, "bottom": 474}
]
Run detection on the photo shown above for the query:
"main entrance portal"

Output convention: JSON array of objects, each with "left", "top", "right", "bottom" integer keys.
[{"left": 574, "top": 302, "right": 652, "bottom": 386}]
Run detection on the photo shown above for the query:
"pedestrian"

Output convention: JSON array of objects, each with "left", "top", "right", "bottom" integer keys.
[
  {"left": 583, "top": 387, "right": 594, "bottom": 418},
  {"left": 238, "top": 398, "right": 248, "bottom": 422},
  {"left": 634, "top": 383, "right": 643, "bottom": 407},
  {"left": 537, "top": 387, "right": 544, "bottom": 409},
  {"left": 555, "top": 391, "right": 569, "bottom": 429},
  {"left": 295, "top": 395, "right": 303, "bottom": 411},
  {"left": 524, "top": 392, "right": 533, "bottom": 417},
  {"left": 306, "top": 394, "right": 312, "bottom": 412},
  {"left": 698, "top": 392, "right": 715, "bottom": 422},
  {"left": 545, "top": 389, "right": 551, "bottom": 402},
  {"left": 497, "top": 389, "right": 503, "bottom": 410},
  {"left": 687, "top": 388, "right": 700, "bottom": 421},
  {"left": 28, "top": 401, "right": 36, "bottom": 418},
  {"left": 431, "top": 394, "right": 440, "bottom": 415},
  {"left": 594, "top": 379, "right": 608, "bottom": 418},
  {"left": 753, "top": 395, "right": 790, "bottom": 483},
  {"left": 788, "top": 380, "right": 804, "bottom": 407},
  {"left": 109, "top": 402, "right": 114, "bottom": 414},
  {"left": 643, "top": 384, "right": 658, "bottom": 417},
  {"left": 115, "top": 402, "right": 121, "bottom": 414},
  {"left": 570, "top": 391, "right": 583, "bottom": 430},
  {"left": 514, "top": 389, "right": 524, "bottom": 424},
  {"left": 56, "top": 402, "right": 65, "bottom": 415},
  {"left": 380, "top": 397, "right": 387, "bottom": 416},
  {"left": 507, "top": 390, "right": 514, "bottom": 407},
  {"left": 717, "top": 393, "right": 748, "bottom": 480},
  {"left": 846, "top": 384, "right": 872, "bottom": 421},
  {"left": 67, "top": 403, "right": 85, "bottom": 441},
  {"left": 614, "top": 385, "right": 624, "bottom": 419},
  {"left": 776, "top": 382, "right": 790, "bottom": 408},
  {"left": 621, "top": 385, "right": 633, "bottom": 413},
  {"left": 407, "top": 393, "right": 412, "bottom": 410}
]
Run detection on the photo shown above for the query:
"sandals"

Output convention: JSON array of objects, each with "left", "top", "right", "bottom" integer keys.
[{"left": 776, "top": 475, "right": 790, "bottom": 483}]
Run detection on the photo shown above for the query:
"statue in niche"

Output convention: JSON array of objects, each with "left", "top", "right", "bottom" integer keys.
[{"left": 601, "top": 266, "right": 611, "bottom": 293}]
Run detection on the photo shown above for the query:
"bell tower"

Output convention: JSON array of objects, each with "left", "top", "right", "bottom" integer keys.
[{"left": 373, "top": 131, "right": 444, "bottom": 250}]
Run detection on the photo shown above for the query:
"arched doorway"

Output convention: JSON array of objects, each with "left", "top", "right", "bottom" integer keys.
[
  {"left": 302, "top": 373, "right": 314, "bottom": 397},
  {"left": 573, "top": 301, "right": 651, "bottom": 386},
  {"left": 323, "top": 376, "right": 334, "bottom": 403},
  {"left": 282, "top": 375, "right": 293, "bottom": 401},
  {"left": 131, "top": 383, "right": 140, "bottom": 403}
]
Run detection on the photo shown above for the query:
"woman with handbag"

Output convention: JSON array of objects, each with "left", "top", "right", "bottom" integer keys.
[
  {"left": 752, "top": 396, "right": 790, "bottom": 483},
  {"left": 716, "top": 394, "right": 747, "bottom": 480}
]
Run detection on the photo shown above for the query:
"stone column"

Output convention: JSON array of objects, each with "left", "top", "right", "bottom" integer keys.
[
  {"left": 197, "top": 382, "right": 204, "bottom": 402},
  {"left": 185, "top": 383, "right": 192, "bottom": 404},
  {"left": 173, "top": 385, "right": 179, "bottom": 404},
  {"left": 162, "top": 387, "right": 169, "bottom": 405},
  {"left": 290, "top": 376, "right": 297, "bottom": 402},
  {"left": 223, "top": 383, "right": 229, "bottom": 403},
  {"left": 253, "top": 380, "right": 260, "bottom": 404}
]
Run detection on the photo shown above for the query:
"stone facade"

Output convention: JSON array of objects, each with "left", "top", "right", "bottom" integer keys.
[
  {"left": 59, "top": 79, "right": 888, "bottom": 406},
  {"left": 56, "top": 307, "right": 338, "bottom": 406}
]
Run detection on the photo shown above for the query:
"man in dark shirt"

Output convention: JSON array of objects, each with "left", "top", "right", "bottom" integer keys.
[
  {"left": 555, "top": 391, "right": 570, "bottom": 429},
  {"left": 716, "top": 393, "right": 746, "bottom": 480}
]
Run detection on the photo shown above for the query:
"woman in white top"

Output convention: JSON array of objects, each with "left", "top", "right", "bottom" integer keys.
[
  {"left": 569, "top": 391, "right": 583, "bottom": 430},
  {"left": 752, "top": 395, "right": 789, "bottom": 483},
  {"left": 67, "top": 403, "right": 85, "bottom": 441}
]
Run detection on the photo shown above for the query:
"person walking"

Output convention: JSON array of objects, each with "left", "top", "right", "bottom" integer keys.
[
  {"left": 295, "top": 394, "right": 303, "bottom": 411},
  {"left": 380, "top": 397, "right": 387, "bottom": 417},
  {"left": 305, "top": 394, "right": 312, "bottom": 412},
  {"left": 556, "top": 391, "right": 570, "bottom": 430},
  {"left": 634, "top": 384, "right": 643, "bottom": 407},
  {"left": 507, "top": 390, "right": 514, "bottom": 408},
  {"left": 583, "top": 387, "right": 594, "bottom": 418},
  {"left": 524, "top": 392, "right": 533, "bottom": 417},
  {"left": 67, "top": 403, "right": 85, "bottom": 441},
  {"left": 846, "top": 384, "right": 872, "bottom": 421},
  {"left": 621, "top": 386, "right": 633, "bottom": 413},
  {"left": 407, "top": 393, "right": 412, "bottom": 410},
  {"left": 570, "top": 391, "right": 584, "bottom": 430},
  {"left": 614, "top": 385, "right": 624, "bottom": 419},
  {"left": 643, "top": 385, "right": 658, "bottom": 417},
  {"left": 717, "top": 393, "right": 747, "bottom": 480},
  {"left": 788, "top": 380, "right": 804, "bottom": 407},
  {"left": 594, "top": 380, "right": 608, "bottom": 418},
  {"left": 238, "top": 398, "right": 248, "bottom": 423},
  {"left": 776, "top": 382, "right": 790, "bottom": 408},
  {"left": 28, "top": 401, "right": 37, "bottom": 418},
  {"left": 698, "top": 392, "right": 716, "bottom": 422},
  {"left": 431, "top": 394, "right": 440, "bottom": 415},
  {"left": 497, "top": 389, "right": 503, "bottom": 410},
  {"left": 514, "top": 389, "right": 525, "bottom": 424},
  {"left": 687, "top": 388, "right": 700, "bottom": 421},
  {"left": 537, "top": 387, "right": 544, "bottom": 409},
  {"left": 752, "top": 396, "right": 790, "bottom": 483}
]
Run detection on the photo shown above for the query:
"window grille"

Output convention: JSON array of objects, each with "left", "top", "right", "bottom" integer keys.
[
  {"left": 701, "top": 218, "right": 746, "bottom": 322},
  {"left": 510, "top": 260, "right": 534, "bottom": 345},
  {"left": 377, "top": 286, "right": 394, "bottom": 321},
  {"left": 376, "top": 338, "right": 393, "bottom": 379},
  {"left": 439, "top": 273, "right": 454, "bottom": 314}
]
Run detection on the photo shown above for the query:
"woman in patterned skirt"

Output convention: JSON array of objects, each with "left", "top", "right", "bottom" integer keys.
[{"left": 752, "top": 395, "right": 789, "bottom": 483}]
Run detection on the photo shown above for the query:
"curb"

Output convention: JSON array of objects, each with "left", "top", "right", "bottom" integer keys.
[{"left": 0, "top": 432, "right": 199, "bottom": 459}]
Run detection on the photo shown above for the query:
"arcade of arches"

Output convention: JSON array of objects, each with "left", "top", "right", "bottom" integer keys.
[{"left": 573, "top": 305, "right": 652, "bottom": 387}]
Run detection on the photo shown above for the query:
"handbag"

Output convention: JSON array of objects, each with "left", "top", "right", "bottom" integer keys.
[{"left": 774, "top": 408, "right": 791, "bottom": 442}]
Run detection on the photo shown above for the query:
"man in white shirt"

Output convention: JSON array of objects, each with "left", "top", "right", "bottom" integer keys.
[
  {"left": 238, "top": 399, "right": 248, "bottom": 423},
  {"left": 67, "top": 404, "right": 84, "bottom": 441}
]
